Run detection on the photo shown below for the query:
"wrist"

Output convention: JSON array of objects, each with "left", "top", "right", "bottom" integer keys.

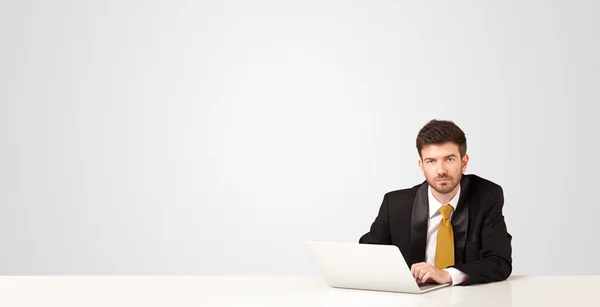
[{"left": 443, "top": 269, "right": 453, "bottom": 284}]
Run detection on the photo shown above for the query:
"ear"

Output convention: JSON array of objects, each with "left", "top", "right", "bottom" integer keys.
[
  {"left": 418, "top": 158, "right": 424, "bottom": 175},
  {"left": 461, "top": 154, "right": 469, "bottom": 173}
]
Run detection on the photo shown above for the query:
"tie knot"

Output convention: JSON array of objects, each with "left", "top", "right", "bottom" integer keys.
[{"left": 439, "top": 204, "right": 453, "bottom": 220}]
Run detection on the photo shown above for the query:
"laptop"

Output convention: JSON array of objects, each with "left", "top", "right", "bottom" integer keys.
[{"left": 305, "top": 241, "right": 451, "bottom": 294}]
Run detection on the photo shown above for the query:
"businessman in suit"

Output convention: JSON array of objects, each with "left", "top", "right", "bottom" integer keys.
[{"left": 359, "top": 119, "right": 512, "bottom": 286}]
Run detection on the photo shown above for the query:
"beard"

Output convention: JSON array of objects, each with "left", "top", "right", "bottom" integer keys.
[{"left": 427, "top": 174, "right": 461, "bottom": 194}]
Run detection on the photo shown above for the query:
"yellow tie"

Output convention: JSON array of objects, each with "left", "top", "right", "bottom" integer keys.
[{"left": 435, "top": 204, "right": 454, "bottom": 269}]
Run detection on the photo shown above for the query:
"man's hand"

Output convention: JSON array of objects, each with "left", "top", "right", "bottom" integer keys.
[{"left": 410, "top": 262, "right": 452, "bottom": 284}]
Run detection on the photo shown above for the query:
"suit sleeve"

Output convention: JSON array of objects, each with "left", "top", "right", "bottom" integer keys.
[
  {"left": 359, "top": 193, "right": 392, "bottom": 244},
  {"left": 451, "top": 186, "right": 513, "bottom": 285}
]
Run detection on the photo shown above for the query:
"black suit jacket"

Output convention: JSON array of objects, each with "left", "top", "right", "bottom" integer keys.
[{"left": 359, "top": 174, "right": 512, "bottom": 285}]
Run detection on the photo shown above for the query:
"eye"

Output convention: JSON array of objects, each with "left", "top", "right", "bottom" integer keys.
[{"left": 447, "top": 157, "right": 455, "bottom": 162}]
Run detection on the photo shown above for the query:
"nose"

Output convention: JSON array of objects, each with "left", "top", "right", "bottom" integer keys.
[{"left": 437, "top": 165, "right": 447, "bottom": 177}]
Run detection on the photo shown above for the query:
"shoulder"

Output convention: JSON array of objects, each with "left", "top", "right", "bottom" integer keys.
[
  {"left": 464, "top": 174, "right": 503, "bottom": 192},
  {"left": 383, "top": 182, "right": 423, "bottom": 202},
  {"left": 463, "top": 174, "right": 504, "bottom": 203}
]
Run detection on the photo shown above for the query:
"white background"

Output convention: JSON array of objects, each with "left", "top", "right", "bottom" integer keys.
[{"left": 1, "top": 0, "right": 598, "bottom": 275}]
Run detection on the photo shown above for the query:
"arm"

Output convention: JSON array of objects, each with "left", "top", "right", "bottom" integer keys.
[
  {"left": 359, "top": 194, "right": 391, "bottom": 244},
  {"left": 451, "top": 186, "right": 512, "bottom": 285}
]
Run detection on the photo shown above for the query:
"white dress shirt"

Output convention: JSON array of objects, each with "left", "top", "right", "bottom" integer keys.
[{"left": 425, "top": 185, "right": 469, "bottom": 285}]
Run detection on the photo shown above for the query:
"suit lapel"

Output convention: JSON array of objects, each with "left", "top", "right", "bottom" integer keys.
[
  {"left": 452, "top": 176, "right": 471, "bottom": 264},
  {"left": 410, "top": 182, "right": 429, "bottom": 265}
]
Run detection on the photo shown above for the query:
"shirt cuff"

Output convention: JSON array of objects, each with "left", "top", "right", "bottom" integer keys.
[{"left": 444, "top": 268, "right": 469, "bottom": 285}]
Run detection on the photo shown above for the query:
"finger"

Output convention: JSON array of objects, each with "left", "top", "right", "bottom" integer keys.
[
  {"left": 412, "top": 263, "right": 425, "bottom": 278},
  {"left": 421, "top": 272, "right": 431, "bottom": 283},
  {"left": 411, "top": 262, "right": 425, "bottom": 276},
  {"left": 429, "top": 272, "right": 443, "bottom": 284},
  {"left": 411, "top": 262, "right": 428, "bottom": 273},
  {"left": 419, "top": 268, "right": 430, "bottom": 280}
]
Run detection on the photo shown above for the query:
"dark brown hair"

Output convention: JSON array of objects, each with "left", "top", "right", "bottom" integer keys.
[{"left": 416, "top": 119, "right": 467, "bottom": 158}]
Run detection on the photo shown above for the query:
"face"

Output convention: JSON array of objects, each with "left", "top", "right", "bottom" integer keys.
[{"left": 418, "top": 142, "right": 469, "bottom": 194}]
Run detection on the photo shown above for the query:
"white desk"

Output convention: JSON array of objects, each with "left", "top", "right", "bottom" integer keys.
[{"left": 0, "top": 275, "right": 596, "bottom": 306}]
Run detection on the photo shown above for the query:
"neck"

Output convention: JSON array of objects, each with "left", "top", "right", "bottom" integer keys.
[{"left": 431, "top": 183, "right": 460, "bottom": 205}]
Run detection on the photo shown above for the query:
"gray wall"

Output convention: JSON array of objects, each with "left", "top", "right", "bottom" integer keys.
[{"left": 1, "top": 0, "right": 598, "bottom": 275}]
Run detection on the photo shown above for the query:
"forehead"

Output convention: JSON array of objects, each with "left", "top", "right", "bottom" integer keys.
[{"left": 421, "top": 142, "right": 460, "bottom": 159}]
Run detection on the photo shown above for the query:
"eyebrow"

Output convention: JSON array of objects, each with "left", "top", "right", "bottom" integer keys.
[{"left": 424, "top": 154, "right": 458, "bottom": 161}]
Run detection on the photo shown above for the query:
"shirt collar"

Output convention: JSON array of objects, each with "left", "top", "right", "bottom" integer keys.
[{"left": 428, "top": 184, "right": 461, "bottom": 218}]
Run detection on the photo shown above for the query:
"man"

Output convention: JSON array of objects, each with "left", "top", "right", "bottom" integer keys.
[{"left": 359, "top": 119, "right": 512, "bottom": 286}]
